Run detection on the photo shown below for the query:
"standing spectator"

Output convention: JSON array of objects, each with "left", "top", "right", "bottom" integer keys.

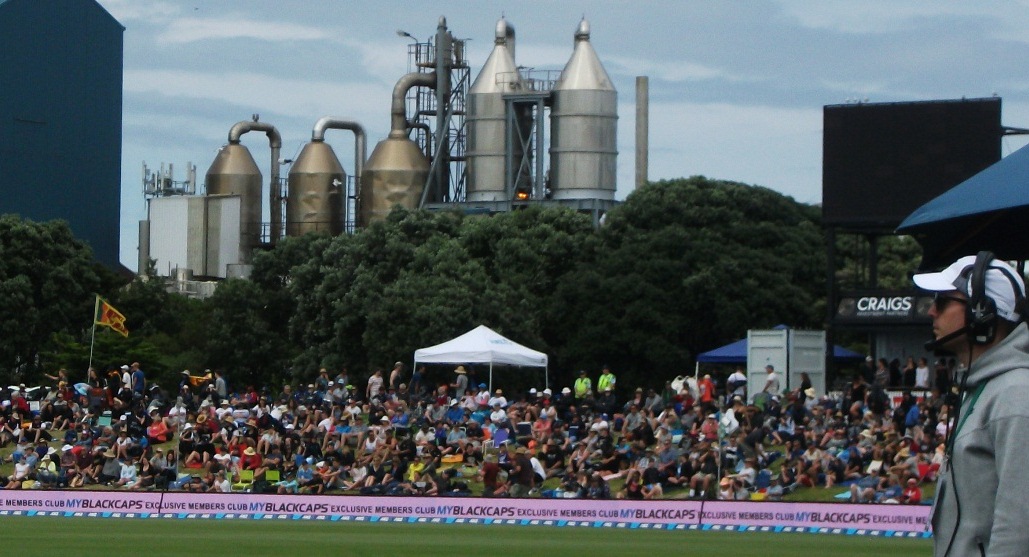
[
  {"left": 762, "top": 365, "right": 781, "bottom": 397},
  {"left": 697, "top": 374, "right": 716, "bottom": 412},
  {"left": 214, "top": 370, "right": 228, "bottom": 399},
  {"left": 130, "top": 362, "right": 146, "bottom": 395},
  {"left": 874, "top": 358, "right": 890, "bottom": 388},
  {"left": 366, "top": 369, "right": 384, "bottom": 401},
  {"left": 409, "top": 365, "right": 426, "bottom": 400},
  {"left": 726, "top": 367, "right": 747, "bottom": 403},
  {"left": 120, "top": 364, "right": 131, "bottom": 390},
  {"left": 315, "top": 369, "right": 331, "bottom": 393},
  {"left": 597, "top": 366, "right": 616, "bottom": 394},
  {"left": 450, "top": 366, "right": 468, "bottom": 399},
  {"left": 574, "top": 370, "right": 592, "bottom": 400},
  {"left": 389, "top": 362, "right": 404, "bottom": 390},
  {"left": 795, "top": 372, "right": 813, "bottom": 405},
  {"left": 914, "top": 358, "right": 931, "bottom": 389},
  {"left": 508, "top": 446, "right": 534, "bottom": 497},
  {"left": 902, "top": 357, "right": 917, "bottom": 388}
]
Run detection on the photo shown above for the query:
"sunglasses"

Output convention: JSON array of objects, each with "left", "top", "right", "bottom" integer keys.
[{"left": 932, "top": 293, "right": 968, "bottom": 312}]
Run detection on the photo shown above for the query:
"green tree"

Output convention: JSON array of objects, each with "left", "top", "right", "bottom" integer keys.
[
  {"left": 200, "top": 278, "right": 294, "bottom": 389},
  {"left": 833, "top": 233, "right": 923, "bottom": 290},
  {"left": 287, "top": 206, "right": 596, "bottom": 386},
  {"left": 0, "top": 215, "right": 102, "bottom": 382},
  {"left": 550, "top": 177, "right": 826, "bottom": 388}
]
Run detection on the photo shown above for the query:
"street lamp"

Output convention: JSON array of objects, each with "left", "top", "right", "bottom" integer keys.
[{"left": 396, "top": 29, "right": 418, "bottom": 43}]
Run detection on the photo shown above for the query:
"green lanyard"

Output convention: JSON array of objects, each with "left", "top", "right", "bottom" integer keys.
[{"left": 947, "top": 382, "right": 987, "bottom": 456}]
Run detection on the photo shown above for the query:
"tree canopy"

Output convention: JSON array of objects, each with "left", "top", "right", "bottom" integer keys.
[
  {"left": 549, "top": 177, "right": 826, "bottom": 386},
  {"left": 10, "top": 176, "right": 844, "bottom": 395},
  {"left": 0, "top": 215, "right": 102, "bottom": 381}
]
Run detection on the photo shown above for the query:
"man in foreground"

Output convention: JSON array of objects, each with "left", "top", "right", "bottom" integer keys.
[{"left": 914, "top": 252, "right": 1029, "bottom": 556}]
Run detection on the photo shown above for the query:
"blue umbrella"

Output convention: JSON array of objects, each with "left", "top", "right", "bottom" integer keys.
[{"left": 898, "top": 142, "right": 1029, "bottom": 268}]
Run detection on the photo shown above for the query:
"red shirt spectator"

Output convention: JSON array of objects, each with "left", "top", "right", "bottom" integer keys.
[
  {"left": 698, "top": 375, "right": 715, "bottom": 405},
  {"left": 900, "top": 479, "right": 921, "bottom": 504}
]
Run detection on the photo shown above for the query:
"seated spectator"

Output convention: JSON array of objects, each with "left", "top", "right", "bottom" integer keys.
[
  {"left": 36, "top": 452, "right": 60, "bottom": 487},
  {"left": 899, "top": 477, "right": 922, "bottom": 504},
  {"left": 585, "top": 472, "right": 610, "bottom": 499},
  {"left": 688, "top": 443, "right": 718, "bottom": 499},
  {"left": 4, "top": 453, "right": 33, "bottom": 489},
  {"left": 128, "top": 456, "right": 156, "bottom": 490},
  {"left": 663, "top": 453, "right": 693, "bottom": 492},
  {"left": 618, "top": 469, "right": 645, "bottom": 500},
  {"left": 114, "top": 457, "right": 138, "bottom": 488},
  {"left": 208, "top": 469, "right": 231, "bottom": 493},
  {"left": 765, "top": 475, "right": 785, "bottom": 501}
]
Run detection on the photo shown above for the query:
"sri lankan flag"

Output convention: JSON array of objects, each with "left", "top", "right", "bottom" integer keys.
[{"left": 95, "top": 296, "right": 129, "bottom": 337}]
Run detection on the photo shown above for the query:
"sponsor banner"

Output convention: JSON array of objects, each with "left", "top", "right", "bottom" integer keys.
[
  {"left": 700, "top": 501, "right": 930, "bottom": 531},
  {"left": 833, "top": 290, "right": 932, "bottom": 325},
  {"left": 0, "top": 491, "right": 930, "bottom": 533}
]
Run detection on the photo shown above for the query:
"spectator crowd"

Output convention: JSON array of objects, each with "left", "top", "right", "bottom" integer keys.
[{"left": 0, "top": 357, "right": 949, "bottom": 505}]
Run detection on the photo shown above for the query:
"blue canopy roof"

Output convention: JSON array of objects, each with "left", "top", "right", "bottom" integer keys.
[
  {"left": 898, "top": 142, "right": 1029, "bottom": 268},
  {"left": 696, "top": 338, "right": 863, "bottom": 364}
]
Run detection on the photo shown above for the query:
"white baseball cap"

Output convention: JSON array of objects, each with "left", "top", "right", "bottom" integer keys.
[{"left": 914, "top": 255, "right": 1025, "bottom": 322}]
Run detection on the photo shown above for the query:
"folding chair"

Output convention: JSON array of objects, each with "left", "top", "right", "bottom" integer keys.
[{"left": 232, "top": 469, "right": 254, "bottom": 492}]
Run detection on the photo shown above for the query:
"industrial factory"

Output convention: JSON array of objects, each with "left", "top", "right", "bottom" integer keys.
[{"left": 140, "top": 16, "right": 637, "bottom": 290}]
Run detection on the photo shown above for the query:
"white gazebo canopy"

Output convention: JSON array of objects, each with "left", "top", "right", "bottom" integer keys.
[{"left": 413, "top": 325, "right": 549, "bottom": 390}]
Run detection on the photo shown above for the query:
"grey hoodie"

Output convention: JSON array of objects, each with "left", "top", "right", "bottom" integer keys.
[{"left": 932, "top": 322, "right": 1029, "bottom": 556}]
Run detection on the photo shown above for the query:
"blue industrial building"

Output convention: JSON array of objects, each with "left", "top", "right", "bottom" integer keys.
[{"left": 0, "top": 0, "right": 123, "bottom": 268}]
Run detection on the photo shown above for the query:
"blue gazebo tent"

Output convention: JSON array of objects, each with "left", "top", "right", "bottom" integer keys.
[{"left": 697, "top": 338, "right": 863, "bottom": 364}]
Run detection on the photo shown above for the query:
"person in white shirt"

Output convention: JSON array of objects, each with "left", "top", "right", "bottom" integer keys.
[
  {"left": 210, "top": 470, "right": 231, "bottom": 493},
  {"left": 489, "top": 402, "right": 508, "bottom": 425},
  {"left": 487, "top": 389, "right": 508, "bottom": 409},
  {"left": 762, "top": 365, "right": 781, "bottom": 397},
  {"left": 120, "top": 365, "right": 131, "bottom": 390},
  {"left": 914, "top": 357, "right": 931, "bottom": 389},
  {"left": 727, "top": 367, "right": 747, "bottom": 403}
]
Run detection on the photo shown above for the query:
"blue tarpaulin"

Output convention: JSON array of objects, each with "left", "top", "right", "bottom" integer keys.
[{"left": 697, "top": 338, "right": 863, "bottom": 364}]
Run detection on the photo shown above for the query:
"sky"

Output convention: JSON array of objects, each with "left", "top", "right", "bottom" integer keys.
[{"left": 99, "top": 0, "right": 1029, "bottom": 270}]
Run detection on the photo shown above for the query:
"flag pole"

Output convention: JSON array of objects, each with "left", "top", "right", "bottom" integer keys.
[{"left": 88, "top": 295, "right": 99, "bottom": 374}]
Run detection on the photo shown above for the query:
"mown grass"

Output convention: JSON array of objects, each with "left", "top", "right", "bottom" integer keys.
[{"left": 0, "top": 516, "right": 931, "bottom": 557}]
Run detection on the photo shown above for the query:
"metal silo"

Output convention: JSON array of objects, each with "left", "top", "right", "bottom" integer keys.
[
  {"left": 360, "top": 70, "right": 436, "bottom": 227},
  {"left": 360, "top": 134, "right": 430, "bottom": 226},
  {"left": 287, "top": 140, "right": 344, "bottom": 236},
  {"left": 205, "top": 143, "right": 262, "bottom": 255},
  {"left": 550, "top": 19, "right": 618, "bottom": 200},
  {"left": 466, "top": 18, "right": 525, "bottom": 201}
]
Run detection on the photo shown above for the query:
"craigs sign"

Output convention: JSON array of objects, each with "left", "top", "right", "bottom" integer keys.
[
  {"left": 833, "top": 290, "right": 932, "bottom": 325},
  {"left": 856, "top": 296, "right": 912, "bottom": 313}
]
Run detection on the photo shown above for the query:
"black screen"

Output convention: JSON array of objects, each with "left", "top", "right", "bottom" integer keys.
[{"left": 822, "top": 98, "right": 1002, "bottom": 230}]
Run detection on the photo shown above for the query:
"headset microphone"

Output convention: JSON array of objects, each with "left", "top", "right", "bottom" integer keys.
[{"left": 924, "top": 324, "right": 972, "bottom": 353}]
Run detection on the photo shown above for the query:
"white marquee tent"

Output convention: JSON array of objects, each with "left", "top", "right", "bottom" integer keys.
[{"left": 413, "top": 325, "right": 549, "bottom": 390}]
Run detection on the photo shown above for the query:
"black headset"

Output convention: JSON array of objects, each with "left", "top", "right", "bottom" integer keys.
[{"left": 965, "top": 250, "right": 1026, "bottom": 345}]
